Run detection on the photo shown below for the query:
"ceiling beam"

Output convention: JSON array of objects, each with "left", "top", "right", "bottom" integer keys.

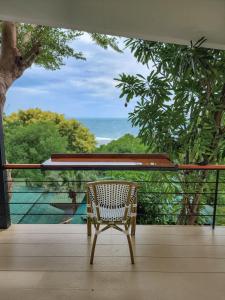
[{"left": 0, "top": 0, "right": 224, "bottom": 49}]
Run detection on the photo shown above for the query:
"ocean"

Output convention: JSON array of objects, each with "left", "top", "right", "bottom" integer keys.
[{"left": 78, "top": 118, "right": 139, "bottom": 145}]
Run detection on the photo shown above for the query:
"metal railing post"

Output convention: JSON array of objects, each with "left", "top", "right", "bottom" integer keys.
[{"left": 212, "top": 170, "right": 220, "bottom": 230}]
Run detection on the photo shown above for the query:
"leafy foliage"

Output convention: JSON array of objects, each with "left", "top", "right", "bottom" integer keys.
[
  {"left": 5, "top": 121, "right": 67, "bottom": 163},
  {"left": 90, "top": 33, "right": 122, "bottom": 53},
  {"left": 44, "top": 170, "right": 98, "bottom": 195},
  {"left": 97, "top": 135, "right": 178, "bottom": 224},
  {"left": 4, "top": 109, "right": 96, "bottom": 183},
  {"left": 4, "top": 120, "right": 68, "bottom": 180},
  {"left": 4, "top": 108, "right": 96, "bottom": 153},
  {"left": 116, "top": 38, "right": 225, "bottom": 164},
  {"left": 16, "top": 24, "right": 122, "bottom": 70},
  {"left": 97, "top": 134, "right": 148, "bottom": 153},
  {"left": 116, "top": 38, "right": 225, "bottom": 224},
  {"left": 108, "top": 169, "right": 178, "bottom": 224},
  {"left": 4, "top": 121, "right": 67, "bottom": 164}
]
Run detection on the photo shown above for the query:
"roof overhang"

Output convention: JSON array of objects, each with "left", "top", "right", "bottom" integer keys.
[{"left": 0, "top": 0, "right": 224, "bottom": 50}]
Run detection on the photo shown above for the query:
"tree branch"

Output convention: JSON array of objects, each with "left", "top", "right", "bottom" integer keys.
[
  {"left": 22, "top": 42, "right": 42, "bottom": 69},
  {"left": 1, "top": 21, "right": 22, "bottom": 67},
  {"left": 21, "top": 26, "right": 44, "bottom": 70}
]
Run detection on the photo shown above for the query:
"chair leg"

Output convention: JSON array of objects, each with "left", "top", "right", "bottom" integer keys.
[
  {"left": 131, "top": 217, "right": 136, "bottom": 236},
  {"left": 87, "top": 218, "right": 92, "bottom": 236},
  {"left": 125, "top": 225, "right": 134, "bottom": 264},
  {"left": 126, "top": 234, "right": 134, "bottom": 264},
  {"left": 90, "top": 224, "right": 100, "bottom": 264}
]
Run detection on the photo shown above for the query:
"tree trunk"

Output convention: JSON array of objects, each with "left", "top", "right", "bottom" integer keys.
[
  {"left": 177, "top": 170, "right": 208, "bottom": 225},
  {"left": 177, "top": 83, "right": 225, "bottom": 225},
  {"left": 0, "top": 22, "right": 27, "bottom": 202},
  {"left": 0, "top": 22, "right": 43, "bottom": 211}
]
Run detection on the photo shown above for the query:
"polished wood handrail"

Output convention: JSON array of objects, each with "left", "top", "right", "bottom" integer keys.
[
  {"left": 3, "top": 163, "right": 225, "bottom": 170},
  {"left": 51, "top": 153, "right": 170, "bottom": 159},
  {"left": 178, "top": 164, "right": 225, "bottom": 170}
]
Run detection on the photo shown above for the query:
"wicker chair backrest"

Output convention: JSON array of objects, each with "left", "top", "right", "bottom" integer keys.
[{"left": 87, "top": 181, "right": 137, "bottom": 222}]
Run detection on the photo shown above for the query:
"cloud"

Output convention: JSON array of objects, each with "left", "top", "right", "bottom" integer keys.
[
  {"left": 5, "top": 33, "right": 150, "bottom": 118},
  {"left": 11, "top": 86, "right": 50, "bottom": 95}
]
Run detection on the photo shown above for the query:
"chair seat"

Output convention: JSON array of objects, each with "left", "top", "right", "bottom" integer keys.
[{"left": 99, "top": 206, "right": 129, "bottom": 222}]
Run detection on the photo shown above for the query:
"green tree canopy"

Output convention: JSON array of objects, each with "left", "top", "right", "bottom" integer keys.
[
  {"left": 4, "top": 108, "right": 96, "bottom": 153},
  {"left": 97, "top": 134, "right": 148, "bottom": 153},
  {"left": 116, "top": 38, "right": 225, "bottom": 165},
  {"left": 4, "top": 121, "right": 67, "bottom": 164},
  {"left": 116, "top": 38, "right": 225, "bottom": 225}
]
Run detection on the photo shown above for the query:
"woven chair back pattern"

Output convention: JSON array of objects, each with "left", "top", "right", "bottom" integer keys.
[{"left": 87, "top": 181, "right": 137, "bottom": 222}]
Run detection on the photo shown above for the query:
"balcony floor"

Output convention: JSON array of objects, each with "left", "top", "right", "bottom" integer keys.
[{"left": 0, "top": 224, "right": 225, "bottom": 300}]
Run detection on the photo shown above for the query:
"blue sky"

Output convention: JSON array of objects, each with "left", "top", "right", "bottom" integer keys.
[{"left": 5, "top": 34, "right": 149, "bottom": 118}]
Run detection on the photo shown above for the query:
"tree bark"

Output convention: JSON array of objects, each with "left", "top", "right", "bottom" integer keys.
[
  {"left": 0, "top": 21, "right": 41, "bottom": 107},
  {"left": 0, "top": 22, "right": 21, "bottom": 201},
  {"left": 0, "top": 22, "right": 19, "bottom": 106}
]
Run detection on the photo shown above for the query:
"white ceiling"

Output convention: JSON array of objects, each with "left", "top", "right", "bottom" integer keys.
[{"left": 0, "top": 0, "right": 224, "bottom": 49}]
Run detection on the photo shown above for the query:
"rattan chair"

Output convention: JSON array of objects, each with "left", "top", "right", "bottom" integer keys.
[{"left": 87, "top": 180, "right": 138, "bottom": 264}]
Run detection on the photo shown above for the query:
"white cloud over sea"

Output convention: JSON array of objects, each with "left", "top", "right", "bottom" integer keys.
[{"left": 5, "top": 33, "right": 149, "bottom": 118}]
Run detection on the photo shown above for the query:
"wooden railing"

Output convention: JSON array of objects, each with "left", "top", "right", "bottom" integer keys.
[
  {"left": 2, "top": 162, "right": 225, "bottom": 229},
  {"left": 3, "top": 163, "right": 225, "bottom": 170}
]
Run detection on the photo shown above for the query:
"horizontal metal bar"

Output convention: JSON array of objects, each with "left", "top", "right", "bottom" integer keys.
[
  {"left": 9, "top": 202, "right": 225, "bottom": 206},
  {"left": 11, "top": 213, "right": 86, "bottom": 216},
  {"left": 136, "top": 203, "right": 225, "bottom": 206},
  {"left": 6, "top": 180, "right": 224, "bottom": 184},
  {"left": 9, "top": 191, "right": 225, "bottom": 195},
  {"left": 10, "top": 203, "right": 84, "bottom": 205},
  {"left": 10, "top": 213, "right": 224, "bottom": 217}
]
